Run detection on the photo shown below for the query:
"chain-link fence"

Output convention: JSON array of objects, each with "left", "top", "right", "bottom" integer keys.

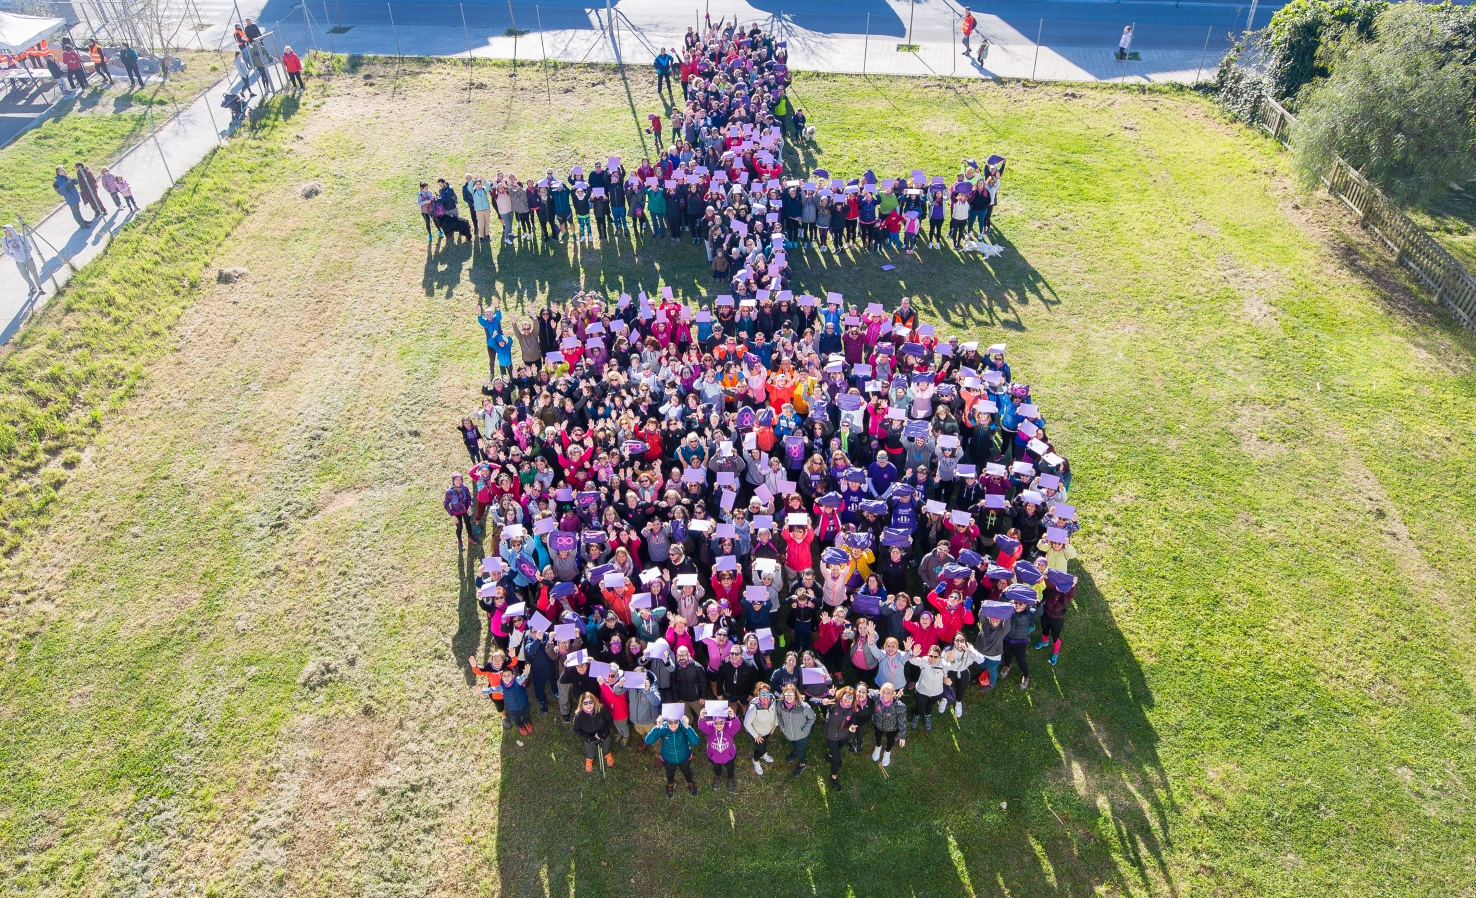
[{"left": 249, "top": 2, "right": 1243, "bottom": 85}]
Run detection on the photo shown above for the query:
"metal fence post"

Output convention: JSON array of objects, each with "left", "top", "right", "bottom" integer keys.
[
  {"left": 863, "top": 13, "right": 869, "bottom": 74},
  {"left": 1195, "top": 25, "right": 1211, "bottom": 84},
  {"left": 537, "top": 4, "right": 552, "bottom": 104},
  {"left": 1032, "top": 18, "right": 1042, "bottom": 80},
  {"left": 324, "top": 1, "right": 336, "bottom": 54},
  {"left": 388, "top": 2, "right": 402, "bottom": 64},
  {"left": 461, "top": 2, "right": 474, "bottom": 102},
  {"left": 508, "top": 0, "right": 519, "bottom": 76}
]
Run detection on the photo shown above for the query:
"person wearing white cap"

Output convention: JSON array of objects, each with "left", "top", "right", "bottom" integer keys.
[{"left": 3, "top": 225, "right": 41, "bottom": 297}]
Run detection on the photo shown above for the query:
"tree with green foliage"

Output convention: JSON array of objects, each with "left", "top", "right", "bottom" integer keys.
[
  {"left": 1292, "top": 3, "right": 1476, "bottom": 208},
  {"left": 1263, "top": 0, "right": 1387, "bottom": 103}
]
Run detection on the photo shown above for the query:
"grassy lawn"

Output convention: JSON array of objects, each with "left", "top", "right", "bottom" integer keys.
[
  {"left": 0, "top": 49, "right": 229, "bottom": 225},
  {"left": 1, "top": 57, "right": 1474, "bottom": 898}
]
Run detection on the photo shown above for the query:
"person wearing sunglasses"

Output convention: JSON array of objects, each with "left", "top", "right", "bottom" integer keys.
[
  {"left": 743, "top": 683, "right": 779, "bottom": 776},
  {"left": 573, "top": 691, "right": 616, "bottom": 773}
]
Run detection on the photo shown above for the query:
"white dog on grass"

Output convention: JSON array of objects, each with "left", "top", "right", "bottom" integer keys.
[{"left": 962, "top": 239, "right": 1004, "bottom": 258}]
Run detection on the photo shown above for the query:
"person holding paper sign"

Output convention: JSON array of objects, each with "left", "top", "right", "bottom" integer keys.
[
  {"left": 644, "top": 712, "right": 701, "bottom": 798},
  {"left": 744, "top": 684, "right": 780, "bottom": 775},
  {"left": 698, "top": 704, "right": 742, "bottom": 792}
]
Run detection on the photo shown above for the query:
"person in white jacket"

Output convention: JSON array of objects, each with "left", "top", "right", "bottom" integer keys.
[
  {"left": 940, "top": 633, "right": 985, "bottom": 719},
  {"left": 743, "top": 682, "right": 779, "bottom": 775},
  {"left": 907, "top": 643, "right": 950, "bottom": 730}
]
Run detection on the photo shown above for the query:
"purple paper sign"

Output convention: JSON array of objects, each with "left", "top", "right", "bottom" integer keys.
[
  {"left": 801, "top": 667, "right": 828, "bottom": 685},
  {"left": 623, "top": 669, "right": 648, "bottom": 689},
  {"left": 554, "top": 623, "right": 579, "bottom": 641},
  {"left": 589, "top": 660, "right": 612, "bottom": 678}
]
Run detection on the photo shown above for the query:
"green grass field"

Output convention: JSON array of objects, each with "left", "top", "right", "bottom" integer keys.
[{"left": 1, "top": 57, "right": 1474, "bottom": 897}]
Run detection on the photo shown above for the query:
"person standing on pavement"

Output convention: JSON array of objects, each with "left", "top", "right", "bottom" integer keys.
[
  {"left": 244, "top": 19, "right": 263, "bottom": 43},
  {"left": 87, "top": 41, "right": 113, "bottom": 85},
  {"left": 282, "top": 46, "right": 305, "bottom": 90},
  {"left": 961, "top": 8, "right": 977, "bottom": 59},
  {"left": 99, "top": 167, "right": 124, "bottom": 209},
  {"left": 76, "top": 162, "right": 107, "bottom": 218},
  {"left": 3, "top": 225, "right": 42, "bottom": 297},
  {"left": 249, "top": 41, "right": 274, "bottom": 93},
  {"left": 53, "top": 166, "right": 91, "bottom": 228},
  {"left": 1117, "top": 25, "right": 1133, "bottom": 60},
  {"left": 61, "top": 41, "right": 87, "bottom": 89},
  {"left": 120, "top": 43, "right": 144, "bottom": 88}
]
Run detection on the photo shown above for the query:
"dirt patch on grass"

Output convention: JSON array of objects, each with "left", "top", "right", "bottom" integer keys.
[
  {"left": 1218, "top": 254, "right": 1286, "bottom": 328},
  {"left": 1231, "top": 403, "right": 1289, "bottom": 460}
]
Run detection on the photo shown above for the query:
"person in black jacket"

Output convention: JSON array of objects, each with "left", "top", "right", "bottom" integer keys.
[
  {"left": 559, "top": 657, "right": 598, "bottom": 723},
  {"left": 820, "top": 686, "right": 860, "bottom": 787},
  {"left": 573, "top": 692, "right": 616, "bottom": 772},
  {"left": 672, "top": 646, "right": 707, "bottom": 720},
  {"left": 717, "top": 645, "right": 759, "bottom": 709}
]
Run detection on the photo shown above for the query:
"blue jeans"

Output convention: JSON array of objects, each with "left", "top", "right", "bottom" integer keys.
[
  {"left": 612, "top": 207, "right": 627, "bottom": 232},
  {"left": 652, "top": 216, "right": 666, "bottom": 236},
  {"left": 981, "top": 657, "right": 1000, "bottom": 685},
  {"left": 968, "top": 209, "right": 987, "bottom": 233}
]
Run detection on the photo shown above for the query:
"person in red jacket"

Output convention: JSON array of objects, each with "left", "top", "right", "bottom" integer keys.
[
  {"left": 961, "top": 8, "right": 978, "bottom": 59},
  {"left": 282, "top": 45, "right": 305, "bottom": 90},
  {"left": 598, "top": 666, "right": 632, "bottom": 742}
]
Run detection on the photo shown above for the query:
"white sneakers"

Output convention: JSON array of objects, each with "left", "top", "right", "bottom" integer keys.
[
  {"left": 937, "top": 699, "right": 949, "bottom": 715},
  {"left": 881, "top": 751, "right": 892, "bottom": 767},
  {"left": 954, "top": 702, "right": 964, "bottom": 718},
  {"left": 762, "top": 753, "right": 774, "bottom": 763},
  {"left": 872, "top": 746, "right": 882, "bottom": 762},
  {"left": 753, "top": 760, "right": 764, "bottom": 776}
]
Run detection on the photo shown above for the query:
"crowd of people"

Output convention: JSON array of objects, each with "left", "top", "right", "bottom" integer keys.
[
  {"left": 416, "top": 15, "right": 1006, "bottom": 260},
  {"left": 416, "top": 159, "right": 1003, "bottom": 260},
  {"left": 447, "top": 291, "right": 1080, "bottom": 796}
]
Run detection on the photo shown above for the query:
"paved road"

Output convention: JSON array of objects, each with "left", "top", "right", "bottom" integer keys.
[{"left": 240, "top": 0, "right": 1279, "bottom": 62}]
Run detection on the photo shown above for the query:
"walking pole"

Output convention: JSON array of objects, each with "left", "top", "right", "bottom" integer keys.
[
  {"left": 1194, "top": 25, "right": 1211, "bottom": 84},
  {"left": 597, "top": 740, "right": 607, "bottom": 779},
  {"left": 1032, "top": 18, "right": 1042, "bottom": 80},
  {"left": 461, "top": 2, "right": 474, "bottom": 102},
  {"left": 536, "top": 5, "right": 551, "bottom": 104},
  {"left": 863, "top": 13, "right": 869, "bottom": 75}
]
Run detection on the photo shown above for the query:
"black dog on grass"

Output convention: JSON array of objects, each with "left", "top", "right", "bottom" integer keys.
[{"left": 437, "top": 214, "right": 473, "bottom": 242}]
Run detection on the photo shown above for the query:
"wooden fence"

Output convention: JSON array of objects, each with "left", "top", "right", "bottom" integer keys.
[{"left": 1250, "top": 95, "right": 1476, "bottom": 331}]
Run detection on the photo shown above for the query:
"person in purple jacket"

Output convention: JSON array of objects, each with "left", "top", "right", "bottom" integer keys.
[
  {"left": 698, "top": 703, "right": 742, "bottom": 792},
  {"left": 444, "top": 473, "right": 475, "bottom": 549}
]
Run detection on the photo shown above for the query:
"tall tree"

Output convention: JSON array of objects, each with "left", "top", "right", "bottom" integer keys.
[{"left": 1292, "top": 4, "right": 1476, "bottom": 208}]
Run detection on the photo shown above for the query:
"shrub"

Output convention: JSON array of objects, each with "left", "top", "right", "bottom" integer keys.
[
  {"left": 1263, "top": 0, "right": 1387, "bottom": 103},
  {"left": 1292, "top": 4, "right": 1476, "bottom": 208}
]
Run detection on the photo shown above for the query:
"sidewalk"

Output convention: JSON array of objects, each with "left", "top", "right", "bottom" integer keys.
[{"left": 0, "top": 68, "right": 281, "bottom": 345}]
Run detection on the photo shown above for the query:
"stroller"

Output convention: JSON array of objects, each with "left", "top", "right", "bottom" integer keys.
[{"left": 222, "top": 87, "right": 253, "bottom": 126}]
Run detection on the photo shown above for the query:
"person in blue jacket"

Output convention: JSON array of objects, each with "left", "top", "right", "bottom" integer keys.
[
  {"left": 645, "top": 711, "right": 701, "bottom": 797},
  {"left": 477, "top": 302, "right": 504, "bottom": 381},
  {"left": 53, "top": 166, "right": 91, "bottom": 228}
]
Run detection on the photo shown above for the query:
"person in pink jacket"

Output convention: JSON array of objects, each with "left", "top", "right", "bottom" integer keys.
[{"left": 697, "top": 704, "right": 742, "bottom": 792}]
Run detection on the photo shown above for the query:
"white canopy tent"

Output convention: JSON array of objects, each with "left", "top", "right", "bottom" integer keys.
[{"left": 0, "top": 11, "right": 67, "bottom": 54}]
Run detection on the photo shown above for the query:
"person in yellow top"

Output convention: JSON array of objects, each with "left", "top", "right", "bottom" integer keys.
[
  {"left": 791, "top": 371, "right": 820, "bottom": 416},
  {"left": 1038, "top": 526, "right": 1078, "bottom": 572},
  {"left": 843, "top": 530, "right": 875, "bottom": 580}
]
